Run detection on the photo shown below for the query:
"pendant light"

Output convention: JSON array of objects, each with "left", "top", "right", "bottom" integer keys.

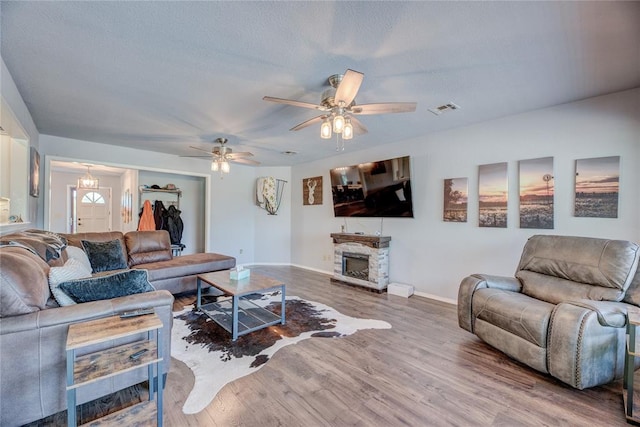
[{"left": 77, "top": 165, "right": 99, "bottom": 189}]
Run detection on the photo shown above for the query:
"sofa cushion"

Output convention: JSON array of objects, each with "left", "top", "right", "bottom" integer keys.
[
  {"left": 60, "top": 231, "right": 126, "bottom": 257},
  {"left": 623, "top": 268, "right": 640, "bottom": 306},
  {"left": 65, "top": 245, "right": 93, "bottom": 272},
  {"left": 517, "top": 270, "right": 626, "bottom": 304},
  {"left": 134, "top": 253, "right": 236, "bottom": 282},
  {"left": 59, "top": 269, "right": 155, "bottom": 303},
  {"left": 49, "top": 258, "right": 93, "bottom": 306},
  {"left": 517, "top": 235, "right": 640, "bottom": 303},
  {"left": 0, "top": 247, "right": 51, "bottom": 317},
  {"left": 473, "top": 288, "right": 554, "bottom": 348},
  {"left": 125, "top": 230, "right": 172, "bottom": 267},
  {"left": 82, "top": 239, "right": 128, "bottom": 273}
]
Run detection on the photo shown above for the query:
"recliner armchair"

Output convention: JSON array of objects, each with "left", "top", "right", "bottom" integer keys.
[{"left": 458, "top": 234, "right": 640, "bottom": 389}]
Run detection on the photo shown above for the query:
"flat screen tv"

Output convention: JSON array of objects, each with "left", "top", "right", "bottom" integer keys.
[{"left": 330, "top": 156, "right": 413, "bottom": 217}]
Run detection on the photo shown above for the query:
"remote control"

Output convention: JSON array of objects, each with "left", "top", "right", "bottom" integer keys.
[
  {"left": 119, "top": 308, "right": 154, "bottom": 318},
  {"left": 129, "top": 349, "right": 149, "bottom": 360}
]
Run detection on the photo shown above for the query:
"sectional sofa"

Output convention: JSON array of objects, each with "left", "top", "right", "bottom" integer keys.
[{"left": 0, "top": 229, "right": 235, "bottom": 426}]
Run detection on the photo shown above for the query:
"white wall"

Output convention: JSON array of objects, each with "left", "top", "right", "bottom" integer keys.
[
  {"left": 253, "top": 167, "right": 292, "bottom": 265},
  {"left": 290, "top": 88, "right": 640, "bottom": 303},
  {"left": 0, "top": 58, "right": 40, "bottom": 230}
]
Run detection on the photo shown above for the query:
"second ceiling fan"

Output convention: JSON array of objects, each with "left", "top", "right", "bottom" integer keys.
[{"left": 263, "top": 69, "right": 417, "bottom": 142}]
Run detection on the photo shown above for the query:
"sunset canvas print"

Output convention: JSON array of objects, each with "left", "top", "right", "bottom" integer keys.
[
  {"left": 443, "top": 177, "right": 468, "bottom": 222},
  {"left": 478, "top": 162, "right": 508, "bottom": 228},
  {"left": 575, "top": 156, "right": 620, "bottom": 218},
  {"left": 519, "top": 157, "right": 554, "bottom": 229}
]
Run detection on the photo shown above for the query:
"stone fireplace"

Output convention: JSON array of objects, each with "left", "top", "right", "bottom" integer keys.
[{"left": 330, "top": 233, "right": 391, "bottom": 292}]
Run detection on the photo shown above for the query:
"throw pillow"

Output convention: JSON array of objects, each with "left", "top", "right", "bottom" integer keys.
[
  {"left": 81, "top": 239, "right": 127, "bottom": 273},
  {"left": 59, "top": 269, "right": 155, "bottom": 304},
  {"left": 49, "top": 258, "right": 93, "bottom": 306},
  {"left": 65, "top": 245, "right": 93, "bottom": 272}
]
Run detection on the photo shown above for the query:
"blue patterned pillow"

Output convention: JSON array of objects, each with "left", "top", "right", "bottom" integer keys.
[
  {"left": 59, "top": 269, "right": 155, "bottom": 303},
  {"left": 81, "top": 239, "right": 127, "bottom": 273}
]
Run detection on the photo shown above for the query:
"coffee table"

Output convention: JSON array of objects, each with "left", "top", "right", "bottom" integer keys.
[{"left": 196, "top": 270, "right": 285, "bottom": 341}]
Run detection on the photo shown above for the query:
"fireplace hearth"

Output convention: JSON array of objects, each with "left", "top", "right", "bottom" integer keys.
[{"left": 330, "top": 233, "right": 391, "bottom": 292}]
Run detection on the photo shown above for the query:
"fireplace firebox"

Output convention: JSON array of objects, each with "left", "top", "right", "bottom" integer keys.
[{"left": 342, "top": 252, "right": 370, "bottom": 281}]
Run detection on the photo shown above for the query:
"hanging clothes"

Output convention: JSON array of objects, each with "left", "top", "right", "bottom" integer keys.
[
  {"left": 153, "top": 200, "right": 167, "bottom": 231},
  {"left": 138, "top": 200, "right": 155, "bottom": 231},
  {"left": 256, "top": 177, "right": 266, "bottom": 208},
  {"left": 259, "top": 177, "right": 277, "bottom": 213},
  {"left": 164, "top": 205, "right": 184, "bottom": 246}
]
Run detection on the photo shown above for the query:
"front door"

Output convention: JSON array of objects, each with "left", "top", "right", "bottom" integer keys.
[{"left": 76, "top": 188, "right": 112, "bottom": 232}]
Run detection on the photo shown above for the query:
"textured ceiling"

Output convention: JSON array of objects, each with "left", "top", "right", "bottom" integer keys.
[{"left": 2, "top": 1, "right": 639, "bottom": 166}]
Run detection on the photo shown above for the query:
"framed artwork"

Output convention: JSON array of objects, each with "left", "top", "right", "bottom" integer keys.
[
  {"left": 29, "top": 147, "right": 40, "bottom": 197},
  {"left": 519, "top": 157, "right": 554, "bottom": 229},
  {"left": 122, "top": 188, "right": 133, "bottom": 223},
  {"left": 443, "top": 177, "right": 468, "bottom": 222},
  {"left": 303, "top": 176, "right": 323, "bottom": 205},
  {"left": 575, "top": 156, "right": 620, "bottom": 218},
  {"left": 478, "top": 162, "right": 508, "bottom": 228}
]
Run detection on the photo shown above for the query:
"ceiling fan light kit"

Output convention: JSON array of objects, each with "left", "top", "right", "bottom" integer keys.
[
  {"left": 263, "top": 68, "right": 417, "bottom": 151},
  {"left": 182, "top": 137, "right": 260, "bottom": 178}
]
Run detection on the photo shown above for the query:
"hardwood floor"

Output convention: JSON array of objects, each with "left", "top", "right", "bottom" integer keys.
[{"left": 29, "top": 266, "right": 628, "bottom": 426}]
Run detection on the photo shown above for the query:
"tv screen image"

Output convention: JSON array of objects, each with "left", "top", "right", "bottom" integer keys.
[{"left": 330, "top": 156, "right": 413, "bottom": 217}]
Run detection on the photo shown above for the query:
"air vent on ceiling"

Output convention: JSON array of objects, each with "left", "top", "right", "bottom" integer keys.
[{"left": 428, "top": 102, "right": 460, "bottom": 116}]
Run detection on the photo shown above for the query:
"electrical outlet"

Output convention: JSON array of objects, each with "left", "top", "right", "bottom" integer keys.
[{"left": 239, "top": 248, "right": 243, "bottom": 254}]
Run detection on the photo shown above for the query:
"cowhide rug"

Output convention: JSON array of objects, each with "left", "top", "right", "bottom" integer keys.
[{"left": 171, "top": 292, "right": 391, "bottom": 414}]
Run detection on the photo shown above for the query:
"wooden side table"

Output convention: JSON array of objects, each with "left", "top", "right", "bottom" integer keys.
[
  {"left": 624, "top": 311, "right": 640, "bottom": 423},
  {"left": 66, "top": 313, "right": 163, "bottom": 426}
]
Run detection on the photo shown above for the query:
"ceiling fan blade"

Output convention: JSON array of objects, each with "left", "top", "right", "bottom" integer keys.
[
  {"left": 232, "top": 157, "right": 261, "bottom": 166},
  {"left": 290, "top": 115, "right": 327, "bottom": 131},
  {"left": 263, "top": 96, "right": 326, "bottom": 111},
  {"left": 188, "top": 145, "right": 214, "bottom": 154},
  {"left": 335, "top": 69, "right": 364, "bottom": 107},
  {"left": 350, "top": 102, "right": 417, "bottom": 115},
  {"left": 349, "top": 116, "right": 368, "bottom": 135},
  {"left": 180, "top": 155, "right": 213, "bottom": 158},
  {"left": 227, "top": 151, "right": 254, "bottom": 159}
]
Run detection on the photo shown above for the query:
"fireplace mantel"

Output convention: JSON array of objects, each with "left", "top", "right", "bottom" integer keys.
[{"left": 330, "top": 233, "right": 391, "bottom": 248}]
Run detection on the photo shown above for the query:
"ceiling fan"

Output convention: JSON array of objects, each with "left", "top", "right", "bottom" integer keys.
[
  {"left": 263, "top": 69, "right": 417, "bottom": 143},
  {"left": 182, "top": 137, "right": 259, "bottom": 174}
]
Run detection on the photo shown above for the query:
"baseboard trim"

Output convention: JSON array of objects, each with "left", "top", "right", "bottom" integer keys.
[
  {"left": 248, "top": 263, "right": 458, "bottom": 305},
  {"left": 288, "top": 264, "right": 334, "bottom": 276},
  {"left": 413, "top": 291, "right": 457, "bottom": 306}
]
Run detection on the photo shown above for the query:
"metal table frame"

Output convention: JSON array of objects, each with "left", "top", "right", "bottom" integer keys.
[{"left": 197, "top": 276, "right": 285, "bottom": 341}]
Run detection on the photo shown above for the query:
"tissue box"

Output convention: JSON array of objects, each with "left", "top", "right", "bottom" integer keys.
[
  {"left": 230, "top": 268, "right": 250, "bottom": 280},
  {"left": 387, "top": 282, "right": 414, "bottom": 298}
]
